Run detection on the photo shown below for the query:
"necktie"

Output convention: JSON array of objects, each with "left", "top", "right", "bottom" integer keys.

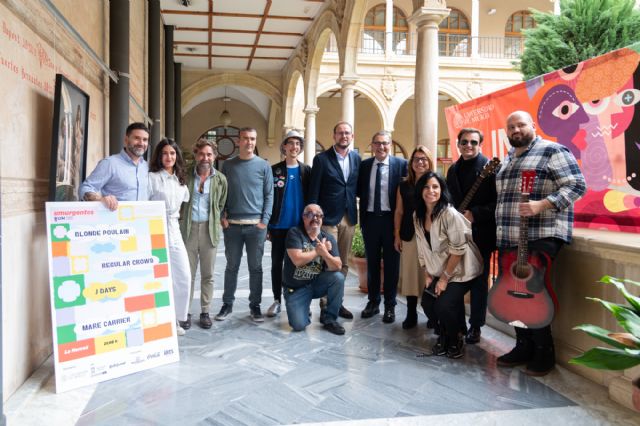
[{"left": 374, "top": 162, "right": 382, "bottom": 214}]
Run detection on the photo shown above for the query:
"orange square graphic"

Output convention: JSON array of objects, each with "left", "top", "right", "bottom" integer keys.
[
  {"left": 52, "top": 241, "right": 69, "bottom": 257},
  {"left": 153, "top": 263, "right": 169, "bottom": 278},
  {"left": 143, "top": 322, "right": 172, "bottom": 342},
  {"left": 150, "top": 234, "right": 166, "bottom": 249},
  {"left": 58, "top": 338, "right": 95, "bottom": 362},
  {"left": 124, "top": 294, "right": 155, "bottom": 312}
]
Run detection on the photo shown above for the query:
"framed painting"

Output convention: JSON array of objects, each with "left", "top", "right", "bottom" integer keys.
[{"left": 49, "top": 74, "right": 90, "bottom": 201}]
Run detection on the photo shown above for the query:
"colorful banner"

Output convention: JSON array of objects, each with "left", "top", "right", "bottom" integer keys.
[
  {"left": 445, "top": 43, "right": 640, "bottom": 233},
  {"left": 45, "top": 201, "right": 179, "bottom": 393}
]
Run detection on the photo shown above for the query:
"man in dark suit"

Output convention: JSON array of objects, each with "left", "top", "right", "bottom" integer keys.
[
  {"left": 308, "top": 121, "right": 361, "bottom": 319},
  {"left": 358, "top": 130, "right": 408, "bottom": 322},
  {"left": 446, "top": 128, "right": 497, "bottom": 344}
]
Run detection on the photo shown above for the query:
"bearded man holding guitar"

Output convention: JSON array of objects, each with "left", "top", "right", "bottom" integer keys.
[
  {"left": 493, "top": 111, "right": 586, "bottom": 376},
  {"left": 446, "top": 128, "right": 498, "bottom": 345}
]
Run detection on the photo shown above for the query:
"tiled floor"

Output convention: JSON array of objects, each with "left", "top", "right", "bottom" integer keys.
[{"left": 6, "top": 241, "right": 640, "bottom": 425}]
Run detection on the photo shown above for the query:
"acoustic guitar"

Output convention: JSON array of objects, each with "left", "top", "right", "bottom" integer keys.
[
  {"left": 457, "top": 157, "right": 501, "bottom": 213},
  {"left": 488, "top": 170, "right": 557, "bottom": 329}
]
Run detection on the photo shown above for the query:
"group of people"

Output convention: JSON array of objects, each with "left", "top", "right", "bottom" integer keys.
[{"left": 80, "top": 109, "right": 586, "bottom": 377}]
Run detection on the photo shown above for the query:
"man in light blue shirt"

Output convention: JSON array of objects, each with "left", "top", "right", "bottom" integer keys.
[{"left": 79, "top": 122, "right": 150, "bottom": 210}]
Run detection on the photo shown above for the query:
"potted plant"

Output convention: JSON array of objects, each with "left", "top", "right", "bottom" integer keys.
[
  {"left": 350, "top": 224, "right": 384, "bottom": 294},
  {"left": 570, "top": 275, "right": 640, "bottom": 411}
]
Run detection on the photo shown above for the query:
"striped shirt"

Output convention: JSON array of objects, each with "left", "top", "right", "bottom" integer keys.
[{"left": 495, "top": 136, "right": 586, "bottom": 249}]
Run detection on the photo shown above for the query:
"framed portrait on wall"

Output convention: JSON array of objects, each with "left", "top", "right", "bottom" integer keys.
[{"left": 48, "top": 74, "right": 90, "bottom": 201}]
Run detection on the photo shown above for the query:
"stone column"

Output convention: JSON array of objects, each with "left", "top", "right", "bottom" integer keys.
[
  {"left": 408, "top": 2, "right": 449, "bottom": 160},
  {"left": 148, "top": 0, "right": 161, "bottom": 156},
  {"left": 109, "top": 0, "right": 130, "bottom": 155},
  {"left": 337, "top": 76, "right": 358, "bottom": 130},
  {"left": 164, "top": 25, "right": 175, "bottom": 139},
  {"left": 385, "top": 0, "right": 394, "bottom": 58},
  {"left": 303, "top": 107, "right": 319, "bottom": 165},
  {"left": 471, "top": 0, "right": 479, "bottom": 57},
  {"left": 553, "top": 0, "right": 561, "bottom": 15},
  {"left": 174, "top": 62, "right": 182, "bottom": 145}
]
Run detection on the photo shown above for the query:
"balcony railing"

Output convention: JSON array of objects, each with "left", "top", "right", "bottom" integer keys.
[{"left": 349, "top": 31, "right": 526, "bottom": 59}]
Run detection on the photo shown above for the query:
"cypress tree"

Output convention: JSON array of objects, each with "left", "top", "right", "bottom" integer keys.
[{"left": 519, "top": 0, "right": 640, "bottom": 80}]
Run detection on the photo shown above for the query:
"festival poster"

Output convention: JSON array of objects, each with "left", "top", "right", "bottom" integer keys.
[
  {"left": 45, "top": 201, "right": 180, "bottom": 393},
  {"left": 445, "top": 42, "right": 640, "bottom": 233}
]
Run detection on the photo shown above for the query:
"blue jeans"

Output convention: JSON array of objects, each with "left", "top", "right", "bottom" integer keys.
[
  {"left": 283, "top": 271, "right": 344, "bottom": 331},
  {"left": 222, "top": 224, "right": 267, "bottom": 307}
]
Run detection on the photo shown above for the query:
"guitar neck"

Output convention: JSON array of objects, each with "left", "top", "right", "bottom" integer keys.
[
  {"left": 517, "top": 193, "right": 530, "bottom": 273},
  {"left": 458, "top": 175, "right": 484, "bottom": 212}
]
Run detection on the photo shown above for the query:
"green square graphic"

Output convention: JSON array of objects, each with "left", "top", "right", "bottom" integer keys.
[
  {"left": 152, "top": 248, "right": 168, "bottom": 263},
  {"left": 50, "top": 223, "right": 70, "bottom": 242},
  {"left": 57, "top": 324, "right": 76, "bottom": 344},
  {"left": 154, "top": 291, "right": 170, "bottom": 308},
  {"left": 53, "top": 275, "right": 86, "bottom": 309}
]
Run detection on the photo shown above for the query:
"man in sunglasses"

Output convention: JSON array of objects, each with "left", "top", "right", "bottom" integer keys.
[
  {"left": 446, "top": 128, "right": 497, "bottom": 344},
  {"left": 179, "top": 138, "right": 228, "bottom": 330},
  {"left": 282, "top": 204, "right": 346, "bottom": 335}
]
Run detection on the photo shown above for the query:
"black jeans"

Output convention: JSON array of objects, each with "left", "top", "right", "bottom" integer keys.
[
  {"left": 269, "top": 228, "right": 289, "bottom": 303},
  {"left": 468, "top": 251, "right": 492, "bottom": 328},
  {"left": 422, "top": 278, "right": 472, "bottom": 343}
]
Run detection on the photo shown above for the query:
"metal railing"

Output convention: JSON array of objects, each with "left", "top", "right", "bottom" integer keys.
[{"left": 349, "top": 31, "right": 526, "bottom": 59}]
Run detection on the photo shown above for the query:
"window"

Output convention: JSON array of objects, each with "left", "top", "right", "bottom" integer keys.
[
  {"left": 199, "top": 126, "right": 260, "bottom": 170},
  {"left": 362, "top": 4, "right": 409, "bottom": 55},
  {"left": 439, "top": 8, "right": 470, "bottom": 57},
  {"left": 504, "top": 11, "right": 535, "bottom": 58}
]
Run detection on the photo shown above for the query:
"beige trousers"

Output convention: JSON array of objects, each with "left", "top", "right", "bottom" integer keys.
[
  {"left": 321, "top": 214, "right": 355, "bottom": 277},
  {"left": 186, "top": 222, "right": 216, "bottom": 313}
]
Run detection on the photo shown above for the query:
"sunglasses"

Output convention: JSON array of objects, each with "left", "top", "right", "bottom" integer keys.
[
  {"left": 459, "top": 139, "right": 479, "bottom": 147},
  {"left": 303, "top": 212, "right": 324, "bottom": 220}
]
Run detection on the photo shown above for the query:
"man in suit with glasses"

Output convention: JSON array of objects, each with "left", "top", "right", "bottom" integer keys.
[{"left": 179, "top": 138, "right": 228, "bottom": 330}]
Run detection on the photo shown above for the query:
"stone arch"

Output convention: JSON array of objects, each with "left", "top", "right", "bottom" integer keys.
[
  {"left": 283, "top": 55, "right": 306, "bottom": 130},
  {"left": 304, "top": 11, "right": 342, "bottom": 106},
  {"left": 182, "top": 73, "right": 282, "bottom": 114},
  {"left": 342, "top": 0, "right": 368, "bottom": 76},
  {"left": 351, "top": 80, "right": 392, "bottom": 130}
]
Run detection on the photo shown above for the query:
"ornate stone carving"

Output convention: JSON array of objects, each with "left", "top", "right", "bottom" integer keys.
[
  {"left": 381, "top": 75, "right": 397, "bottom": 101},
  {"left": 466, "top": 81, "right": 483, "bottom": 99},
  {"left": 300, "top": 38, "right": 309, "bottom": 69}
]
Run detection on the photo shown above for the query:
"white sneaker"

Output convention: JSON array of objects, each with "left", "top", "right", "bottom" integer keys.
[
  {"left": 176, "top": 322, "right": 186, "bottom": 336},
  {"left": 266, "top": 301, "right": 281, "bottom": 317}
]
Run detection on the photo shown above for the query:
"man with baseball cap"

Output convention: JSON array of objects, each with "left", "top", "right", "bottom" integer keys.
[{"left": 266, "top": 130, "right": 311, "bottom": 317}]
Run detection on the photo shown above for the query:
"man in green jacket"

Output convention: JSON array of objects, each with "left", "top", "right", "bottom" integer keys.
[{"left": 180, "top": 139, "right": 228, "bottom": 329}]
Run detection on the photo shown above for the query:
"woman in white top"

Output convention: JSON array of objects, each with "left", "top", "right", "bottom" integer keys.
[
  {"left": 148, "top": 138, "right": 191, "bottom": 336},
  {"left": 414, "top": 171, "right": 482, "bottom": 359}
]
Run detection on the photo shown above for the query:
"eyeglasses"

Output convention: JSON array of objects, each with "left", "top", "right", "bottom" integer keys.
[
  {"left": 372, "top": 141, "right": 390, "bottom": 146},
  {"left": 413, "top": 157, "right": 429, "bottom": 164},
  {"left": 198, "top": 181, "right": 205, "bottom": 194},
  {"left": 335, "top": 131, "right": 351, "bottom": 136},
  {"left": 459, "top": 139, "right": 479, "bottom": 147},
  {"left": 303, "top": 212, "right": 324, "bottom": 220}
]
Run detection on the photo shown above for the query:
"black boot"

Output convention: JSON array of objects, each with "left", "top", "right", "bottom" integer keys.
[
  {"left": 497, "top": 327, "right": 533, "bottom": 367},
  {"left": 402, "top": 296, "right": 418, "bottom": 329},
  {"left": 525, "top": 326, "right": 555, "bottom": 376}
]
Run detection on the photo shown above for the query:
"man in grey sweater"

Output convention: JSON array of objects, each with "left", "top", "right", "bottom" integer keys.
[{"left": 217, "top": 127, "right": 274, "bottom": 322}]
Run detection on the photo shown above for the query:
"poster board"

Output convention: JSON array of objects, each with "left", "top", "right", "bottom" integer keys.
[
  {"left": 445, "top": 43, "right": 640, "bottom": 233},
  {"left": 45, "top": 201, "right": 179, "bottom": 393}
]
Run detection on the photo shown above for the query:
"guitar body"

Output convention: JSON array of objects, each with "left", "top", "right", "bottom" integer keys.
[{"left": 488, "top": 249, "right": 556, "bottom": 328}]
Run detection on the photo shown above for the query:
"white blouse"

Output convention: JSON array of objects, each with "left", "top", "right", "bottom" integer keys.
[{"left": 148, "top": 170, "right": 189, "bottom": 219}]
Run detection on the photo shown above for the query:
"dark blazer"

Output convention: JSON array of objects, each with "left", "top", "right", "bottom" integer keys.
[
  {"left": 357, "top": 156, "right": 408, "bottom": 226},
  {"left": 446, "top": 153, "right": 497, "bottom": 254},
  {"left": 269, "top": 160, "right": 311, "bottom": 227},
  {"left": 308, "top": 148, "right": 361, "bottom": 226}
]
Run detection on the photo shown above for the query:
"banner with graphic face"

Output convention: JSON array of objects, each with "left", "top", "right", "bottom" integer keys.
[
  {"left": 445, "top": 43, "right": 640, "bottom": 233},
  {"left": 45, "top": 201, "right": 179, "bottom": 393}
]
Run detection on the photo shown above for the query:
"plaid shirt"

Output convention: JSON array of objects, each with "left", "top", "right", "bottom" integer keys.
[{"left": 495, "top": 136, "right": 586, "bottom": 249}]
